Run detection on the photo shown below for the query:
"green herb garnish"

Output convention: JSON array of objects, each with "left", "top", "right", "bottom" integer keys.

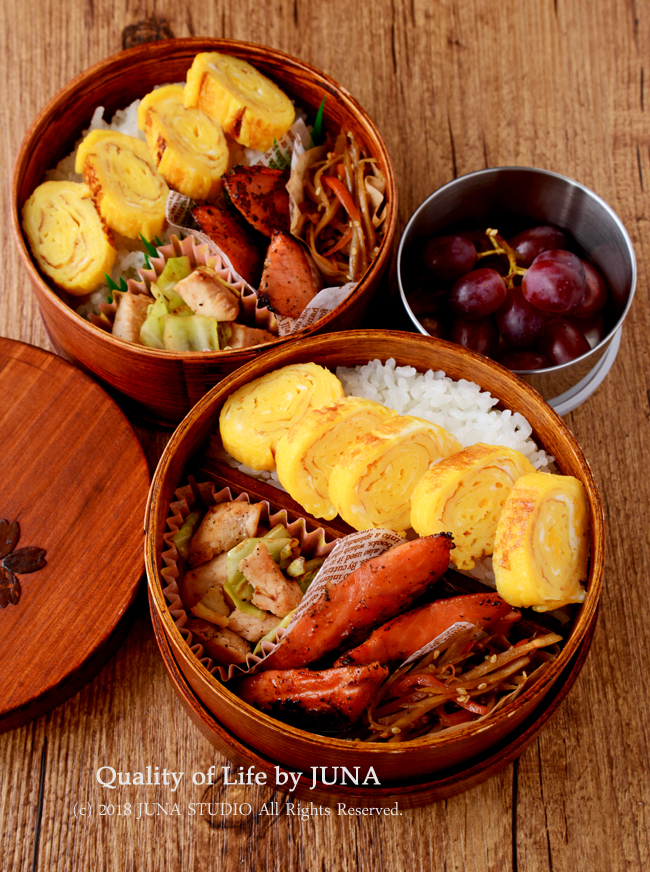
[
  {"left": 139, "top": 233, "right": 160, "bottom": 258},
  {"left": 310, "top": 97, "right": 326, "bottom": 147},
  {"left": 104, "top": 273, "right": 128, "bottom": 303}
]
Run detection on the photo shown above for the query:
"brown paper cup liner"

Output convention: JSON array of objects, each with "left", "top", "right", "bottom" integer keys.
[
  {"left": 161, "top": 481, "right": 336, "bottom": 680},
  {"left": 91, "top": 234, "right": 279, "bottom": 338}
]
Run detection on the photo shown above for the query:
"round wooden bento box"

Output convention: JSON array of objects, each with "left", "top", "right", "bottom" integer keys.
[
  {"left": 145, "top": 330, "right": 604, "bottom": 798},
  {"left": 12, "top": 39, "right": 397, "bottom": 423}
]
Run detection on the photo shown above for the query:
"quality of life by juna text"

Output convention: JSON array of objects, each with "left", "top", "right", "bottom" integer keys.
[{"left": 96, "top": 765, "right": 381, "bottom": 792}]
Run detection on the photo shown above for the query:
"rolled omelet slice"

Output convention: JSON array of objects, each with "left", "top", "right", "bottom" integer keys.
[
  {"left": 75, "top": 129, "right": 168, "bottom": 240},
  {"left": 328, "top": 416, "right": 462, "bottom": 532},
  {"left": 137, "top": 84, "right": 230, "bottom": 201},
  {"left": 21, "top": 181, "right": 116, "bottom": 295},
  {"left": 184, "top": 52, "right": 295, "bottom": 153},
  {"left": 493, "top": 472, "right": 590, "bottom": 612},
  {"left": 411, "top": 443, "right": 536, "bottom": 570},
  {"left": 219, "top": 363, "right": 344, "bottom": 471},
  {"left": 275, "top": 397, "right": 397, "bottom": 519}
]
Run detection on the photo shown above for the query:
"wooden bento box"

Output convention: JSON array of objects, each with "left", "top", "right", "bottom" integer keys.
[
  {"left": 12, "top": 39, "right": 397, "bottom": 423},
  {"left": 144, "top": 330, "right": 604, "bottom": 792}
]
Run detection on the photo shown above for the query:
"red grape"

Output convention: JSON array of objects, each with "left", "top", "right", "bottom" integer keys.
[
  {"left": 421, "top": 235, "right": 476, "bottom": 281},
  {"left": 572, "top": 260, "right": 607, "bottom": 318},
  {"left": 532, "top": 249, "right": 586, "bottom": 282},
  {"left": 410, "top": 220, "right": 612, "bottom": 370},
  {"left": 449, "top": 268, "right": 507, "bottom": 319},
  {"left": 500, "top": 349, "right": 553, "bottom": 371},
  {"left": 566, "top": 314, "right": 606, "bottom": 348},
  {"left": 539, "top": 319, "right": 591, "bottom": 364},
  {"left": 522, "top": 253, "right": 586, "bottom": 314},
  {"left": 449, "top": 317, "right": 499, "bottom": 357},
  {"left": 508, "top": 225, "right": 567, "bottom": 267},
  {"left": 495, "top": 287, "right": 546, "bottom": 348}
]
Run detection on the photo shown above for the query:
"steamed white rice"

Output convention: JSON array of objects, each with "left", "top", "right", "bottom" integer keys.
[{"left": 335, "top": 359, "right": 552, "bottom": 470}]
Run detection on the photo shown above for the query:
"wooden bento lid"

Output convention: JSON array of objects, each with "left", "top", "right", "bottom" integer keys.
[{"left": 0, "top": 338, "right": 150, "bottom": 731}]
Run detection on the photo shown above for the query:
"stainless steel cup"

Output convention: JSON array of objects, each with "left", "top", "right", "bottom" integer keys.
[{"left": 397, "top": 167, "right": 636, "bottom": 405}]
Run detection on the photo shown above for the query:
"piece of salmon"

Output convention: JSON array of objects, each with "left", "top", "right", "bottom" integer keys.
[
  {"left": 259, "top": 231, "right": 322, "bottom": 318},
  {"left": 335, "top": 593, "right": 521, "bottom": 667},
  {"left": 260, "top": 534, "right": 453, "bottom": 671},
  {"left": 236, "top": 662, "right": 388, "bottom": 730},
  {"left": 223, "top": 166, "right": 291, "bottom": 238},
  {"left": 192, "top": 204, "right": 265, "bottom": 287}
]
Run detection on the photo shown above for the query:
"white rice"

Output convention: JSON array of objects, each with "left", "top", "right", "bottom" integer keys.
[{"left": 335, "top": 359, "right": 552, "bottom": 470}]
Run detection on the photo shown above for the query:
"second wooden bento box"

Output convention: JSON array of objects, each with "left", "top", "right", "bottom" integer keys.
[{"left": 144, "top": 330, "right": 604, "bottom": 797}]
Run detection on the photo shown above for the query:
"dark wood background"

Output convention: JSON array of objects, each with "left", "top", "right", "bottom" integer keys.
[{"left": 2, "top": 1, "right": 649, "bottom": 870}]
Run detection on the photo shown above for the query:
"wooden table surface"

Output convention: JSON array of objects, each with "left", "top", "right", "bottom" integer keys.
[{"left": 1, "top": 2, "right": 648, "bottom": 870}]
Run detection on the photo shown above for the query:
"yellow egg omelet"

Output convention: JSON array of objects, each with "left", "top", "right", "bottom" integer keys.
[
  {"left": 410, "top": 443, "right": 536, "bottom": 570},
  {"left": 75, "top": 129, "right": 169, "bottom": 240},
  {"left": 275, "top": 396, "right": 397, "bottom": 519},
  {"left": 21, "top": 180, "right": 116, "bottom": 295},
  {"left": 138, "top": 84, "right": 230, "bottom": 201},
  {"left": 184, "top": 52, "right": 295, "bottom": 153},
  {"left": 327, "top": 415, "right": 462, "bottom": 532},
  {"left": 219, "top": 363, "right": 344, "bottom": 472},
  {"left": 493, "top": 472, "right": 590, "bottom": 612}
]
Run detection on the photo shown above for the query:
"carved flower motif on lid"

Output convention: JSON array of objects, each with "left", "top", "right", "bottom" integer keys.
[{"left": 0, "top": 519, "right": 47, "bottom": 609}]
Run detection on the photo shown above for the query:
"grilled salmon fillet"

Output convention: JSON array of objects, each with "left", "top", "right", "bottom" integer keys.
[
  {"left": 335, "top": 593, "right": 521, "bottom": 667},
  {"left": 260, "top": 533, "right": 453, "bottom": 671},
  {"left": 259, "top": 230, "right": 322, "bottom": 318},
  {"left": 236, "top": 662, "right": 388, "bottom": 729},
  {"left": 192, "top": 204, "right": 265, "bottom": 287},
  {"left": 223, "top": 166, "right": 290, "bottom": 237}
]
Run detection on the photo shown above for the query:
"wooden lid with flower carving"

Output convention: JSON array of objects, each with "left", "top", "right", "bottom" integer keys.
[{"left": 0, "top": 338, "right": 150, "bottom": 731}]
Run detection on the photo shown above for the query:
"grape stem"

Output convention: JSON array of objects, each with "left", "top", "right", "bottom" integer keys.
[{"left": 475, "top": 228, "right": 528, "bottom": 289}]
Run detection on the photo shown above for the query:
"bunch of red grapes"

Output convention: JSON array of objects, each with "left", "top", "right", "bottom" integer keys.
[{"left": 407, "top": 225, "right": 610, "bottom": 370}]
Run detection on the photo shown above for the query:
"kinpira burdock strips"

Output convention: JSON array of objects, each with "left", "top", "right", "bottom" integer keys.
[{"left": 260, "top": 533, "right": 453, "bottom": 672}]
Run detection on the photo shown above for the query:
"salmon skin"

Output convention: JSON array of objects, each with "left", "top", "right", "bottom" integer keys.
[
  {"left": 192, "top": 204, "right": 265, "bottom": 287},
  {"left": 223, "top": 166, "right": 291, "bottom": 238},
  {"left": 335, "top": 593, "right": 521, "bottom": 668},
  {"left": 236, "top": 662, "right": 388, "bottom": 730},
  {"left": 261, "top": 533, "right": 453, "bottom": 671},
  {"left": 258, "top": 230, "right": 322, "bottom": 318}
]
